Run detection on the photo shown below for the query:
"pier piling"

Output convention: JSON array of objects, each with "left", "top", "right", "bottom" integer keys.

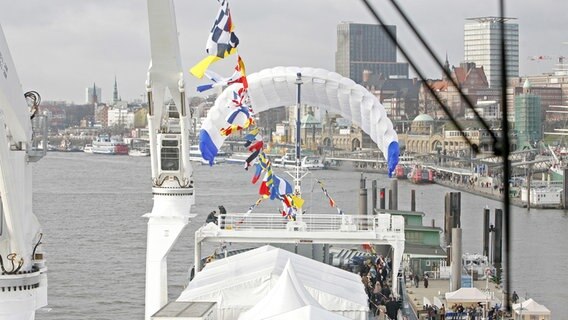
[
  {"left": 358, "top": 174, "right": 367, "bottom": 215},
  {"left": 371, "top": 180, "right": 377, "bottom": 214},
  {"left": 527, "top": 165, "right": 532, "bottom": 210},
  {"left": 450, "top": 228, "right": 463, "bottom": 292},
  {"left": 444, "top": 192, "right": 461, "bottom": 246},
  {"left": 483, "top": 207, "right": 490, "bottom": 258},
  {"left": 494, "top": 209, "right": 503, "bottom": 267},
  {"left": 390, "top": 179, "right": 398, "bottom": 210},
  {"left": 563, "top": 168, "right": 568, "bottom": 209},
  {"left": 379, "top": 188, "right": 385, "bottom": 210}
]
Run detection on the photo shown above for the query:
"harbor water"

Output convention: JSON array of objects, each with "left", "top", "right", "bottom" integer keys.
[{"left": 34, "top": 152, "right": 567, "bottom": 319}]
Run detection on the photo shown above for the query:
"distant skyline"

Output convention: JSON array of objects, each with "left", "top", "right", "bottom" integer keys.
[{"left": 1, "top": 0, "right": 567, "bottom": 103}]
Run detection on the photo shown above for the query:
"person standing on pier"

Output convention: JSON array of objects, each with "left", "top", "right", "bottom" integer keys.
[
  {"left": 512, "top": 291, "right": 519, "bottom": 304},
  {"left": 414, "top": 274, "right": 419, "bottom": 288}
]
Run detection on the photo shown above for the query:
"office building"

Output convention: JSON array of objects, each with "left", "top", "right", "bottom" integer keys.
[
  {"left": 464, "top": 17, "right": 519, "bottom": 88},
  {"left": 514, "top": 80, "right": 542, "bottom": 148},
  {"left": 335, "top": 22, "right": 409, "bottom": 84}
]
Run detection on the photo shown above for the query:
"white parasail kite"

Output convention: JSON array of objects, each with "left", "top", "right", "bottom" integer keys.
[{"left": 199, "top": 66, "right": 400, "bottom": 175}]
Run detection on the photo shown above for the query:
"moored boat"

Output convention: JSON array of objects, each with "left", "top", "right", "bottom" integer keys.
[
  {"left": 272, "top": 153, "right": 326, "bottom": 170},
  {"left": 407, "top": 164, "right": 434, "bottom": 184},
  {"left": 92, "top": 135, "right": 129, "bottom": 155},
  {"left": 83, "top": 144, "right": 94, "bottom": 154},
  {"left": 129, "top": 148, "right": 150, "bottom": 157},
  {"left": 189, "top": 145, "right": 227, "bottom": 164}
]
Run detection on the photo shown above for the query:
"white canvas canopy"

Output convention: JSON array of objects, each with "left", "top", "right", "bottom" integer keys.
[
  {"left": 239, "top": 260, "right": 349, "bottom": 320},
  {"left": 445, "top": 287, "right": 491, "bottom": 304},
  {"left": 512, "top": 299, "right": 551, "bottom": 319},
  {"left": 264, "top": 305, "right": 351, "bottom": 320},
  {"left": 178, "top": 245, "right": 368, "bottom": 320}
]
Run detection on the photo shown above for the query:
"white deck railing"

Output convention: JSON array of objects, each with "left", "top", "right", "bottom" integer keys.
[{"left": 218, "top": 213, "right": 404, "bottom": 233}]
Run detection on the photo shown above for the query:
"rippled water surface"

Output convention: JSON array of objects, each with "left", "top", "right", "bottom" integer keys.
[{"left": 33, "top": 152, "right": 567, "bottom": 319}]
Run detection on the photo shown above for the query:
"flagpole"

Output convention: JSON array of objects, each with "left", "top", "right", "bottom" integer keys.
[
  {"left": 294, "top": 73, "right": 303, "bottom": 195},
  {"left": 295, "top": 73, "right": 303, "bottom": 222}
]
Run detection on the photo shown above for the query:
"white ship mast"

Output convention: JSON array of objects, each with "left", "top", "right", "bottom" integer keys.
[
  {"left": 144, "top": 0, "right": 195, "bottom": 319},
  {"left": 0, "top": 22, "right": 48, "bottom": 319}
]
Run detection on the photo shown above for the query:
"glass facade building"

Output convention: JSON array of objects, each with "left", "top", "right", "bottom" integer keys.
[
  {"left": 464, "top": 17, "right": 519, "bottom": 88},
  {"left": 514, "top": 94, "right": 542, "bottom": 148},
  {"left": 335, "top": 22, "right": 409, "bottom": 84}
]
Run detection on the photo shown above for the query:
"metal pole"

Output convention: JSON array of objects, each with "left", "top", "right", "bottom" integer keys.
[
  {"left": 411, "top": 189, "right": 416, "bottom": 212},
  {"left": 294, "top": 73, "right": 303, "bottom": 223},
  {"left": 295, "top": 72, "right": 303, "bottom": 189},
  {"left": 499, "top": 1, "right": 513, "bottom": 312}
]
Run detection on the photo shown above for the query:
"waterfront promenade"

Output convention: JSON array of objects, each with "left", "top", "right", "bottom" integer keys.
[{"left": 433, "top": 178, "right": 526, "bottom": 208}]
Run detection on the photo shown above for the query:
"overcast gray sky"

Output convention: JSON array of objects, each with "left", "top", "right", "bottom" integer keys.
[{"left": 1, "top": 0, "right": 566, "bottom": 103}]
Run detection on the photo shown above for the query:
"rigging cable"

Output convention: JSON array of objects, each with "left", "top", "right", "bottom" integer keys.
[
  {"left": 498, "top": 0, "right": 512, "bottom": 313},
  {"left": 359, "top": 0, "right": 512, "bottom": 312},
  {"left": 360, "top": 0, "right": 478, "bottom": 153},
  {"left": 385, "top": 0, "right": 498, "bottom": 149}
]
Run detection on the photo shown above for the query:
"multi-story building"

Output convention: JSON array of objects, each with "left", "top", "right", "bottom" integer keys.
[
  {"left": 512, "top": 83, "right": 562, "bottom": 122},
  {"left": 361, "top": 71, "right": 420, "bottom": 120},
  {"left": 107, "top": 107, "right": 135, "bottom": 128},
  {"left": 335, "top": 22, "right": 408, "bottom": 84},
  {"left": 464, "top": 17, "right": 519, "bottom": 88},
  {"left": 514, "top": 80, "right": 542, "bottom": 148},
  {"left": 420, "top": 61, "right": 500, "bottom": 118},
  {"left": 523, "top": 57, "right": 568, "bottom": 106}
]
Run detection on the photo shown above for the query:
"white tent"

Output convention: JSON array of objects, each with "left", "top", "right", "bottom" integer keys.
[
  {"left": 239, "top": 260, "right": 349, "bottom": 320},
  {"left": 265, "top": 305, "right": 351, "bottom": 320},
  {"left": 433, "top": 296, "right": 443, "bottom": 308},
  {"left": 423, "top": 297, "right": 432, "bottom": 307},
  {"left": 445, "top": 287, "right": 491, "bottom": 304},
  {"left": 512, "top": 299, "right": 551, "bottom": 320},
  {"left": 178, "top": 245, "right": 368, "bottom": 320}
]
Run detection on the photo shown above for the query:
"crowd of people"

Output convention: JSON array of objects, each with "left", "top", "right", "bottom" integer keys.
[{"left": 357, "top": 255, "right": 401, "bottom": 320}]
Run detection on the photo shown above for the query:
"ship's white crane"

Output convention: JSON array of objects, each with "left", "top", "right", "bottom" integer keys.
[
  {"left": 144, "top": 0, "right": 195, "bottom": 319},
  {"left": 0, "top": 22, "right": 48, "bottom": 319}
]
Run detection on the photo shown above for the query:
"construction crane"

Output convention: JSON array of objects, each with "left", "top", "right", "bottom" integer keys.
[
  {"left": 144, "top": 0, "right": 195, "bottom": 319},
  {"left": 0, "top": 22, "right": 48, "bottom": 319}
]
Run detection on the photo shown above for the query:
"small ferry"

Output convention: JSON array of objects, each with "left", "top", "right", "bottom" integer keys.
[
  {"left": 92, "top": 135, "right": 129, "bottom": 155},
  {"left": 189, "top": 145, "right": 227, "bottom": 164},
  {"left": 128, "top": 148, "right": 150, "bottom": 157},
  {"left": 273, "top": 153, "right": 325, "bottom": 170}
]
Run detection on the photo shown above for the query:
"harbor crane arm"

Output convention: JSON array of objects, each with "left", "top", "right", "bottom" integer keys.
[
  {"left": 0, "top": 21, "right": 48, "bottom": 319},
  {"left": 145, "top": 1, "right": 195, "bottom": 319},
  {"left": 146, "top": 0, "right": 192, "bottom": 186}
]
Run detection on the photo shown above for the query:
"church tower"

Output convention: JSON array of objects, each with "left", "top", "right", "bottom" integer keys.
[
  {"left": 92, "top": 82, "right": 98, "bottom": 104},
  {"left": 113, "top": 76, "right": 120, "bottom": 104}
]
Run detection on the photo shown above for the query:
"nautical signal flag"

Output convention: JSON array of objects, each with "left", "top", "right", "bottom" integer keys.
[
  {"left": 196, "top": 57, "right": 248, "bottom": 93},
  {"left": 190, "top": 0, "right": 240, "bottom": 78}
]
